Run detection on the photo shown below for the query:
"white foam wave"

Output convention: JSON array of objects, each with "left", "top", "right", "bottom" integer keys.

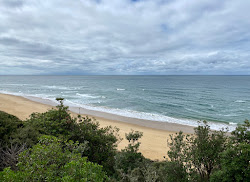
[
  {"left": 223, "top": 114, "right": 238, "bottom": 117},
  {"left": 61, "top": 90, "right": 78, "bottom": 93},
  {"left": 0, "top": 90, "right": 237, "bottom": 132},
  {"left": 235, "top": 100, "right": 246, "bottom": 103},
  {"left": 0, "top": 90, "right": 56, "bottom": 101},
  {"left": 76, "top": 93, "right": 100, "bottom": 99},
  {"left": 63, "top": 99, "right": 237, "bottom": 131},
  {"left": 0, "top": 90, "right": 24, "bottom": 96},
  {"left": 116, "top": 88, "right": 126, "bottom": 91},
  {"left": 42, "top": 85, "right": 71, "bottom": 90}
]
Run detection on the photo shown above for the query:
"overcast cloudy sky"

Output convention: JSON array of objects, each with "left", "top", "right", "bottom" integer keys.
[{"left": 0, "top": 0, "right": 249, "bottom": 75}]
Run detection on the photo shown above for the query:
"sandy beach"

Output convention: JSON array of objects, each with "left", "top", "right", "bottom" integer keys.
[{"left": 0, "top": 93, "right": 193, "bottom": 160}]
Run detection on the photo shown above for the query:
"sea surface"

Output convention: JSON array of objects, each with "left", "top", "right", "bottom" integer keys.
[{"left": 0, "top": 75, "right": 249, "bottom": 131}]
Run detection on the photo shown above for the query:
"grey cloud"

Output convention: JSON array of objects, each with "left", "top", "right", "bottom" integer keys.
[
  {"left": 0, "top": 0, "right": 249, "bottom": 75},
  {"left": 0, "top": 0, "right": 24, "bottom": 8},
  {"left": 0, "top": 37, "right": 55, "bottom": 56}
]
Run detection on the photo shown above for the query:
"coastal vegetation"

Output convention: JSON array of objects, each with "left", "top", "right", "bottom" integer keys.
[{"left": 0, "top": 99, "right": 249, "bottom": 181}]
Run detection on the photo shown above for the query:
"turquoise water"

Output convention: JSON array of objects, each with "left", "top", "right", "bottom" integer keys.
[{"left": 0, "top": 75, "right": 249, "bottom": 130}]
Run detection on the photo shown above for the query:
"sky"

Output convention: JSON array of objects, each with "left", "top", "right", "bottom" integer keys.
[{"left": 0, "top": 0, "right": 250, "bottom": 75}]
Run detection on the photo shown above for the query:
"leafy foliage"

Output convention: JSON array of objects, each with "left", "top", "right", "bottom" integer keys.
[
  {"left": 25, "top": 98, "right": 74, "bottom": 138},
  {"left": 0, "top": 111, "right": 22, "bottom": 144},
  {"left": 153, "top": 161, "right": 189, "bottom": 182},
  {"left": 115, "top": 130, "right": 144, "bottom": 174},
  {"left": 0, "top": 135, "right": 107, "bottom": 182},
  {"left": 210, "top": 120, "right": 250, "bottom": 182},
  {"left": 0, "top": 111, "right": 25, "bottom": 171},
  {"left": 168, "top": 121, "right": 228, "bottom": 182},
  {"left": 0, "top": 99, "right": 249, "bottom": 182},
  {"left": 114, "top": 130, "right": 152, "bottom": 181},
  {"left": 69, "top": 116, "right": 119, "bottom": 175},
  {"left": 22, "top": 98, "right": 119, "bottom": 174}
]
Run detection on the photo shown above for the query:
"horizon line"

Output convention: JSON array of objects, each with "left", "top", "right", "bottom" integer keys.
[{"left": 0, "top": 74, "right": 250, "bottom": 76}]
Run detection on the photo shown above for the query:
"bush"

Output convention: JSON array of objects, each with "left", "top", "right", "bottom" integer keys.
[
  {"left": 0, "top": 111, "right": 24, "bottom": 171},
  {"left": 115, "top": 130, "right": 145, "bottom": 174},
  {"left": 1, "top": 99, "right": 249, "bottom": 181},
  {"left": 114, "top": 130, "right": 153, "bottom": 181},
  {"left": 69, "top": 116, "right": 119, "bottom": 175},
  {"left": 154, "top": 161, "right": 189, "bottom": 182},
  {"left": 24, "top": 98, "right": 119, "bottom": 175},
  {"left": 167, "top": 121, "right": 228, "bottom": 182},
  {"left": 0, "top": 135, "right": 107, "bottom": 182},
  {"left": 210, "top": 120, "right": 250, "bottom": 182},
  {"left": 0, "top": 111, "right": 22, "bottom": 144},
  {"left": 25, "top": 98, "right": 74, "bottom": 138}
]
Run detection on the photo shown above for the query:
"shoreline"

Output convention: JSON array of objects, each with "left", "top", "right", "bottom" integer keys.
[
  {"left": 0, "top": 90, "right": 237, "bottom": 132},
  {"left": 0, "top": 93, "right": 193, "bottom": 160},
  {"left": 25, "top": 95, "right": 195, "bottom": 134}
]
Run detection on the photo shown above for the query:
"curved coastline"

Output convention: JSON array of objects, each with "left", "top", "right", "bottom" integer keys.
[
  {"left": 0, "top": 92, "right": 188, "bottom": 160},
  {"left": 24, "top": 94, "right": 195, "bottom": 134},
  {"left": 0, "top": 93, "right": 236, "bottom": 160},
  {"left": 0, "top": 91, "right": 236, "bottom": 132}
]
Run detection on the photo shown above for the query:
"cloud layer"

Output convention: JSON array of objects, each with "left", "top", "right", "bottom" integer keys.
[{"left": 0, "top": 0, "right": 250, "bottom": 75}]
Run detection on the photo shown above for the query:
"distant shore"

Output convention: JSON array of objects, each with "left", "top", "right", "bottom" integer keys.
[{"left": 0, "top": 93, "right": 194, "bottom": 160}]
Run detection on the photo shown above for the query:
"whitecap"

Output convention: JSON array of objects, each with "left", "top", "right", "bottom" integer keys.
[
  {"left": 235, "top": 100, "right": 246, "bottom": 103},
  {"left": 43, "top": 85, "right": 70, "bottom": 90},
  {"left": 223, "top": 114, "right": 238, "bottom": 117},
  {"left": 76, "top": 93, "right": 99, "bottom": 99},
  {"left": 116, "top": 88, "right": 125, "bottom": 91}
]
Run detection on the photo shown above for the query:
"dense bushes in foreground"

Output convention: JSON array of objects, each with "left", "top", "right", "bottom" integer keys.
[
  {"left": 0, "top": 135, "right": 107, "bottom": 181},
  {"left": 0, "top": 98, "right": 249, "bottom": 181}
]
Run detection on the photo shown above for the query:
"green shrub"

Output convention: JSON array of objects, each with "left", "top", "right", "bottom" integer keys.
[
  {"left": 24, "top": 98, "right": 119, "bottom": 175},
  {"left": 0, "top": 111, "right": 22, "bottom": 144},
  {"left": 69, "top": 116, "right": 119, "bottom": 175},
  {"left": 115, "top": 130, "right": 144, "bottom": 174},
  {"left": 25, "top": 98, "right": 74, "bottom": 138},
  {"left": 210, "top": 120, "right": 250, "bottom": 182},
  {"left": 168, "top": 121, "right": 228, "bottom": 182},
  {"left": 114, "top": 130, "right": 154, "bottom": 181},
  {"left": 154, "top": 161, "right": 189, "bottom": 182},
  {"left": 0, "top": 135, "right": 107, "bottom": 182},
  {"left": 0, "top": 111, "right": 25, "bottom": 170}
]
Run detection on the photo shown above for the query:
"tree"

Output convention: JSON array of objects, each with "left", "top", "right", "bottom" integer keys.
[
  {"left": 0, "top": 142, "right": 26, "bottom": 171},
  {"left": 188, "top": 122, "right": 227, "bottom": 181},
  {"left": 25, "top": 98, "right": 74, "bottom": 138},
  {"left": 0, "top": 111, "right": 22, "bottom": 144},
  {"left": 154, "top": 161, "right": 189, "bottom": 182},
  {"left": 167, "top": 131, "right": 190, "bottom": 182},
  {"left": 167, "top": 121, "right": 228, "bottom": 182},
  {"left": 114, "top": 130, "right": 153, "bottom": 181},
  {"left": 210, "top": 120, "right": 250, "bottom": 182},
  {"left": 0, "top": 111, "right": 24, "bottom": 171},
  {"left": 0, "top": 135, "right": 107, "bottom": 182},
  {"left": 69, "top": 115, "right": 119, "bottom": 175},
  {"left": 115, "top": 130, "right": 144, "bottom": 174},
  {"left": 24, "top": 98, "right": 119, "bottom": 175}
]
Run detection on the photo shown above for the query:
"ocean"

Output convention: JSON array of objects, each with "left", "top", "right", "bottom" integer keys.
[{"left": 0, "top": 75, "right": 249, "bottom": 131}]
